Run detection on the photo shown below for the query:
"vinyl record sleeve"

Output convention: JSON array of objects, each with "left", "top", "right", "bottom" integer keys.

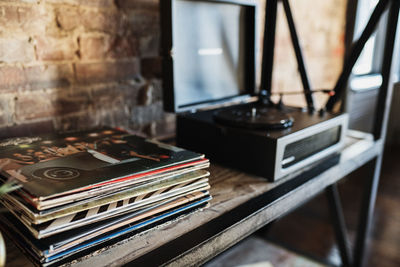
[
  {"left": 0, "top": 178, "right": 209, "bottom": 230},
  {"left": 0, "top": 197, "right": 210, "bottom": 267},
  {"left": 27, "top": 162, "right": 209, "bottom": 210},
  {"left": 5, "top": 160, "right": 209, "bottom": 211},
  {"left": 0, "top": 127, "right": 205, "bottom": 201},
  {"left": 0, "top": 193, "right": 211, "bottom": 265},
  {"left": 2, "top": 179, "right": 210, "bottom": 238},
  {"left": 47, "top": 192, "right": 211, "bottom": 257},
  {"left": 2, "top": 169, "right": 210, "bottom": 224}
]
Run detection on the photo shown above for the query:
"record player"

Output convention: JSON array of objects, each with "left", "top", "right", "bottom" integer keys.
[{"left": 160, "top": 0, "right": 348, "bottom": 181}]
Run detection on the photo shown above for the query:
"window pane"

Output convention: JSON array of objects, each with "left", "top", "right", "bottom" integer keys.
[{"left": 352, "top": 0, "right": 379, "bottom": 75}]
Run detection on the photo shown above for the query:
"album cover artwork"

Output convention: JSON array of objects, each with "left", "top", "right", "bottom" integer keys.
[
  {"left": 46, "top": 192, "right": 210, "bottom": 256},
  {"left": 0, "top": 193, "right": 211, "bottom": 266},
  {"left": 0, "top": 127, "right": 205, "bottom": 200},
  {"left": 0, "top": 199, "right": 210, "bottom": 267},
  {"left": 2, "top": 174, "right": 210, "bottom": 226},
  {"left": 2, "top": 183, "right": 210, "bottom": 239},
  {"left": 14, "top": 159, "right": 210, "bottom": 211},
  {"left": 2, "top": 179, "right": 210, "bottom": 240},
  {"left": 3, "top": 169, "right": 209, "bottom": 221},
  {"left": 23, "top": 162, "right": 209, "bottom": 210}
]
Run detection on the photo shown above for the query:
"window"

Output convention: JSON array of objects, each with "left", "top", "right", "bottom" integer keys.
[
  {"left": 348, "top": 0, "right": 400, "bottom": 92},
  {"left": 394, "top": 16, "right": 400, "bottom": 82},
  {"left": 352, "top": 0, "right": 381, "bottom": 75}
]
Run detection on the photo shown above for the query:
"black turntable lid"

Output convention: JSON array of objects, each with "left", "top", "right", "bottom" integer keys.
[{"left": 160, "top": 0, "right": 258, "bottom": 113}]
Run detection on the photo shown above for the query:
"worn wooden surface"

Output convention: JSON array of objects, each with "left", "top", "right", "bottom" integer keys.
[{"left": 4, "top": 132, "right": 382, "bottom": 267}]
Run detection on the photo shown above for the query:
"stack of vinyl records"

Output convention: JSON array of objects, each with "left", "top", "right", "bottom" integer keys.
[{"left": 0, "top": 127, "right": 211, "bottom": 266}]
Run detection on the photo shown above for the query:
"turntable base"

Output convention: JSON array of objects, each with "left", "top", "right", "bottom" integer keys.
[{"left": 176, "top": 103, "right": 348, "bottom": 181}]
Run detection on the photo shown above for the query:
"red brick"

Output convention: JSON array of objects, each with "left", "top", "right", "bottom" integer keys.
[
  {"left": 15, "top": 88, "right": 92, "bottom": 122},
  {"left": 79, "top": 35, "right": 112, "bottom": 60},
  {"left": 0, "top": 38, "right": 35, "bottom": 63},
  {"left": 108, "top": 36, "right": 138, "bottom": 59},
  {"left": 81, "top": 9, "right": 125, "bottom": 34},
  {"left": 92, "top": 86, "right": 123, "bottom": 103},
  {"left": 126, "top": 10, "right": 159, "bottom": 35},
  {"left": 0, "top": 0, "right": 38, "bottom": 3},
  {"left": 17, "top": 5, "right": 52, "bottom": 32},
  {"left": 149, "top": 79, "right": 163, "bottom": 102},
  {"left": 0, "top": 5, "right": 52, "bottom": 33},
  {"left": 130, "top": 101, "right": 163, "bottom": 126},
  {"left": 47, "top": 0, "right": 114, "bottom": 8},
  {"left": 79, "top": 34, "right": 137, "bottom": 60},
  {"left": 137, "top": 83, "right": 153, "bottom": 106},
  {"left": 54, "top": 113, "right": 99, "bottom": 132},
  {"left": 97, "top": 109, "right": 131, "bottom": 130},
  {"left": 141, "top": 122, "right": 156, "bottom": 137},
  {"left": 134, "top": 79, "right": 162, "bottom": 105},
  {"left": 0, "top": 120, "right": 55, "bottom": 139},
  {"left": 139, "top": 34, "right": 159, "bottom": 58},
  {"left": 35, "top": 36, "right": 76, "bottom": 61},
  {"left": 79, "top": 0, "right": 115, "bottom": 7},
  {"left": 0, "top": 64, "right": 73, "bottom": 91},
  {"left": 24, "top": 64, "right": 73, "bottom": 90},
  {"left": 56, "top": 6, "right": 158, "bottom": 35},
  {"left": 141, "top": 113, "right": 176, "bottom": 138},
  {"left": 15, "top": 92, "right": 55, "bottom": 121},
  {"left": 141, "top": 57, "right": 162, "bottom": 78},
  {"left": 0, "top": 66, "right": 26, "bottom": 90},
  {"left": 56, "top": 8, "right": 124, "bottom": 33},
  {"left": 0, "top": 96, "right": 12, "bottom": 127},
  {"left": 0, "top": 5, "right": 19, "bottom": 29},
  {"left": 154, "top": 113, "right": 176, "bottom": 138},
  {"left": 55, "top": 7, "right": 80, "bottom": 31},
  {"left": 92, "top": 83, "right": 140, "bottom": 108},
  {"left": 55, "top": 90, "right": 92, "bottom": 115},
  {"left": 91, "top": 88, "right": 128, "bottom": 122},
  {"left": 115, "top": 0, "right": 158, "bottom": 10},
  {"left": 74, "top": 60, "right": 140, "bottom": 84}
]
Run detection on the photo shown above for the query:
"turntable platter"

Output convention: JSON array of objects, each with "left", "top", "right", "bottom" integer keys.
[{"left": 213, "top": 106, "right": 294, "bottom": 130}]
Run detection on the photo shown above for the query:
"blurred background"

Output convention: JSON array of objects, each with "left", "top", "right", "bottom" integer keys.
[
  {"left": 0, "top": 1, "right": 399, "bottom": 265},
  {"left": 0, "top": 0, "right": 347, "bottom": 138}
]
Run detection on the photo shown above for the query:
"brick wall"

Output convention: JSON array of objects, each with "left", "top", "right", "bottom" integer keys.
[
  {"left": 260, "top": 0, "right": 347, "bottom": 109},
  {"left": 0, "top": 0, "right": 172, "bottom": 138},
  {"left": 0, "top": 0, "right": 346, "bottom": 138}
]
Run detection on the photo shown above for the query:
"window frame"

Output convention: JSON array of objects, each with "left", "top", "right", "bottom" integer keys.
[{"left": 347, "top": 0, "right": 400, "bottom": 93}]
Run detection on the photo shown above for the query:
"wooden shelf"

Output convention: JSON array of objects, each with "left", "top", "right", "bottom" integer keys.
[{"left": 4, "top": 131, "right": 382, "bottom": 267}]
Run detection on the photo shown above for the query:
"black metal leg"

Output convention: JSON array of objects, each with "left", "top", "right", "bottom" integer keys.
[
  {"left": 326, "top": 184, "right": 352, "bottom": 267},
  {"left": 325, "top": 0, "right": 390, "bottom": 111},
  {"left": 353, "top": 2, "right": 399, "bottom": 263},
  {"left": 372, "top": 0, "right": 400, "bottom": 140},
  {"left": 260, "top": 0, "right": 278, "bottom": 95},
  {"left": 281, "top": 0, "right": 315, "bottom": 112},
  {"left": 353, "top": 156, "right": 383, "bottom": 267},
  {"left": 353, "top": 0, "right": 399, "bottom": 262}
]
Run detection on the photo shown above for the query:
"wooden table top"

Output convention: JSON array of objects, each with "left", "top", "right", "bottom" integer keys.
[{"left": 4, "top": 131, "right": 382, "bottom": 267}]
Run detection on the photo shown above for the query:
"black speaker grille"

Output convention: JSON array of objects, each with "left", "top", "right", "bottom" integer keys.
[{"left": 282, "top": 126, "right": 341, "bottom": 168}]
